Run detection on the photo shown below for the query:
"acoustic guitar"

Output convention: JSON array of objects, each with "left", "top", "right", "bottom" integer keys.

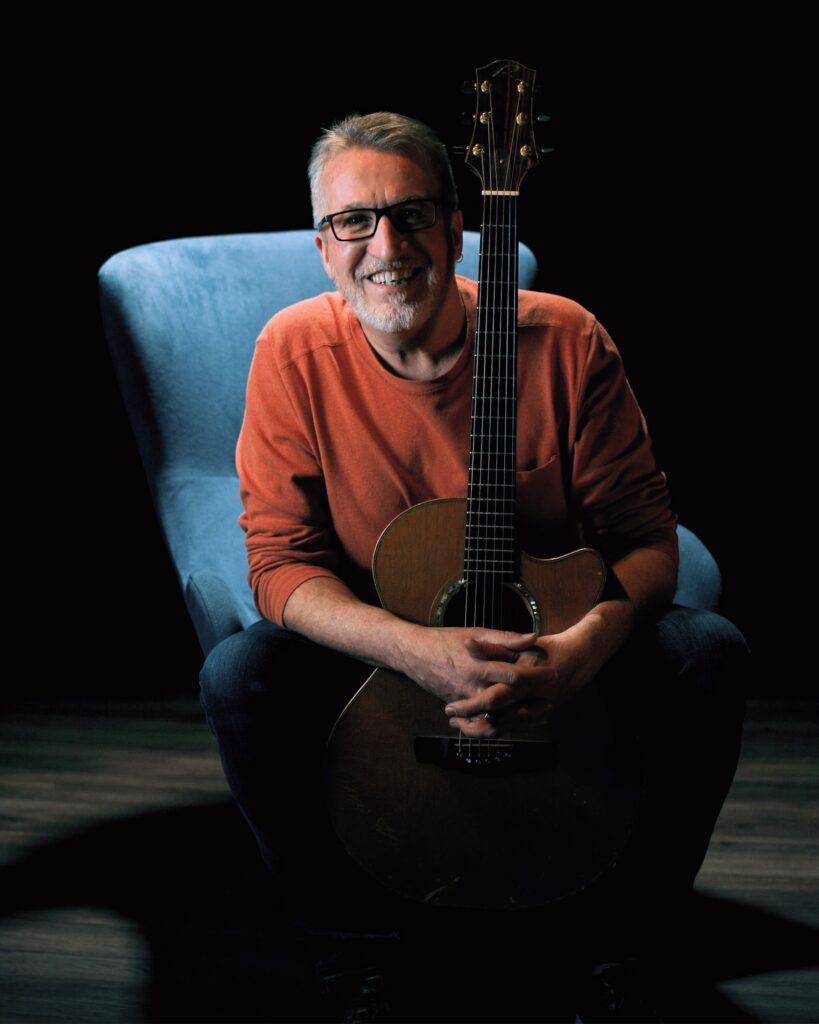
[{"left": 326, "top": 59, "right": 640, "bottom": 910}]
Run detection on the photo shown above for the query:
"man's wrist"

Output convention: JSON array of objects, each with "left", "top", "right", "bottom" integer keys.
[{"left": 571, "top": 599, "right": 638, "bottom": 672}]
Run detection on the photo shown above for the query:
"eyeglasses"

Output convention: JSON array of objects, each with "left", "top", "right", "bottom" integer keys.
[{"left": 318, "top": 198, "right": 452, "bottom": 241}]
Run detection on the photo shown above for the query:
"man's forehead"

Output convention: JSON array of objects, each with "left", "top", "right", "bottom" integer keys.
[{"left": 320, "top": 148, "right": 438, "bottom": 205}]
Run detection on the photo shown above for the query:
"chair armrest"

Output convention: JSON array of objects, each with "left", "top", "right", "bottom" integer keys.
[
  {"left": 185, "top": 571, "right": 261, "bottom": 657},
  {"left": 674, "top": 525, "right": 722, "bottom": 612}
]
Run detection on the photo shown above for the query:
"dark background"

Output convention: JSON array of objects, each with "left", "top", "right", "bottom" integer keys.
[{"left": 63, "top": 36, "right": 765, "bottom": 700}]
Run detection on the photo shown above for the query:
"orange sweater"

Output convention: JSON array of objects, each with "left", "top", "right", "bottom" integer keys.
[{"left": 237, "top": 277, "right": 678, "bottom": 625}]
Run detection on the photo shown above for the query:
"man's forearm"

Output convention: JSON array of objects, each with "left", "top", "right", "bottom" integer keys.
[
  {"left": 282, "top": 576, "right": 416, "bottom": 672},
  {"left": 573, "top": 546, "right": 678, "bottom": 669}
]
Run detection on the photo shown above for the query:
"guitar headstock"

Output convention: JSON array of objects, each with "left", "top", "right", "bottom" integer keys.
[{"left": 464, "top": 59, "right": 539, "bottom": 193}]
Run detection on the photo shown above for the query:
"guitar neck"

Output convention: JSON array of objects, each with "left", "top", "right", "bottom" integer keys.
[{"left": 465, "top": 192, "right": 519, "bottom": 595}]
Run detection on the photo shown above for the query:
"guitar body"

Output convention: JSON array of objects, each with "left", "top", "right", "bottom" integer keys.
[{"left": 326, "top": 499, "right": 641, "bottom": 909}]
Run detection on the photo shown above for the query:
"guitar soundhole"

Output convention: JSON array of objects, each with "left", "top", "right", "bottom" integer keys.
[{"left": 437, "top": 579, "right": 537, "bottom": 633}]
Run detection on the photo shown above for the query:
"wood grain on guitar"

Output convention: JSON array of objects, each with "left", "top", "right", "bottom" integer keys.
[{"left": 325, "top": 59, "right": 641, "bottom": 910}]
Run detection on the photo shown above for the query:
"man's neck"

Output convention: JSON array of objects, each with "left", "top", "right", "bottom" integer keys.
[{"left": 361, "top": 284, "right": 466, "bottom": 382}]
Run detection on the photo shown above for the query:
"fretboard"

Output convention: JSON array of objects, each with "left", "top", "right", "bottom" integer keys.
[{"left": 464, "top": 193, "right": 519, "bottom": 627}]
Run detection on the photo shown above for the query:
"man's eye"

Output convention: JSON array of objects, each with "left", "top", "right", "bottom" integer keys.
[
  {"left": 395, "top": 205, "right": 425, "bottom": 226},
  {"left": 337, "top": 212, "right": 373, "bottom": 232}
]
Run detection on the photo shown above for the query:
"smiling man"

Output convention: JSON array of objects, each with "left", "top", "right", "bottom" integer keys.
[{"left": 200, "top": 112, "right": 748, "bottom": 1021}]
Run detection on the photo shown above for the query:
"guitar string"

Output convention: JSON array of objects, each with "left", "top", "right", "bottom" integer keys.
[
  {"left": 485, "top": 95, "right": 497, "bottom": 638},
  {"left": 487, "top": 81, "right": 506, "bottom": 754},
  {"left": 461, "top": 133, "right": 487, "bottom": 760},
  {"left": 464, "top": 93, "right": 493, "bottom": 760}
]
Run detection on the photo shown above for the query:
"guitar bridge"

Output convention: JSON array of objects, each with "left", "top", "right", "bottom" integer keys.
[{"left": 414, "top": 735, "right": 558, "bottom": 776}]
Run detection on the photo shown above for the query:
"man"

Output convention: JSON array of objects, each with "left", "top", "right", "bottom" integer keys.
[{"left": 201, "top": 112, "right": 747, "bottom": 1019}]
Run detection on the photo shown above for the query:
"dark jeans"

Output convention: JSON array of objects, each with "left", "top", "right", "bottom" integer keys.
[{"left": 199, "top": 605, "right": 748, "bottom": 957}]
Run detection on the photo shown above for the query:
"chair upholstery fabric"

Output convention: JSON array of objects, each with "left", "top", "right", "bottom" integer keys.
[{"left": 99, "top": 230, "right": 719, "bottom": 656}]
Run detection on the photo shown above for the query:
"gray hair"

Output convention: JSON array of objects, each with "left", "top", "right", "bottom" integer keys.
[{"left": 308, "top": 112, "right": 458, "bottom": 228}]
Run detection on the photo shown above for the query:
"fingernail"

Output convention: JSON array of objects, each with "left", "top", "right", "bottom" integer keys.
[{"left": 444, "top": 705, "right": 455, "bottom": 715}]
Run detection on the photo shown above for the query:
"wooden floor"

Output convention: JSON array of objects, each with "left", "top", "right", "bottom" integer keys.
[{"left": 0, "top": 698, "right": 816, "bottom": 1023}]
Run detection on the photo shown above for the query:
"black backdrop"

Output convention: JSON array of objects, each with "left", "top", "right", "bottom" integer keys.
[{"left": 71, "top": 40, "right": 761, "bottom": 700}]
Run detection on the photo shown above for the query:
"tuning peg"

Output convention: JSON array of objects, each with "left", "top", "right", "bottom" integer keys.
[
  {"left": 450, "top": 146, "right": 468, "bottom": 157},
  {"left": 459, "top": 112, "right": 475, "bottom": 126},
  {"left": 461, "top": 81, "right": 476, "bottom": 94},
  {"left": 536, "top": 114, "right": 551, "bottom": 123},
  {"left": 539, "top": 146, "right": 556, "bottom": 155}
]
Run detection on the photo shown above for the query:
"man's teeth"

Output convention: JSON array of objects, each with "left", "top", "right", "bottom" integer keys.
[{"left": 369, "top": 270, "right": 416, "bottom": 285}]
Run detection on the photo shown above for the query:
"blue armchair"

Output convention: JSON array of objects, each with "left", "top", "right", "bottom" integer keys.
[{"left": 98, "top": 230, "right": 720, "bottom": 657}]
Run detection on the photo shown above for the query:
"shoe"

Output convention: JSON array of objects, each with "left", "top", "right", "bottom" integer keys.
[{"left": 575, "top": 959, "right": 664, "bottom": 1023}]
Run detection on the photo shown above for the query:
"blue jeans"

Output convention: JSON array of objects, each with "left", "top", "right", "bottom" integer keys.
[{"left": 199, "top": 605, "right": 748, "bottom": 946}]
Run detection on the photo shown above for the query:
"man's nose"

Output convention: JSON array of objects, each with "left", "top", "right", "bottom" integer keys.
[{"left": 366, "top": 212, "right": 408, "bottom": 260}]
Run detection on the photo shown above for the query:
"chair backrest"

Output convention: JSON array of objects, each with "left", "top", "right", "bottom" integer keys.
[{"left": 99, "top": 230, "right": 539, "bottom": 653}]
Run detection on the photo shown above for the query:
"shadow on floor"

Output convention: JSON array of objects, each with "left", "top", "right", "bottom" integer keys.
[{"left": 1, "top": 801, "right": 817, "bottom": 1023}]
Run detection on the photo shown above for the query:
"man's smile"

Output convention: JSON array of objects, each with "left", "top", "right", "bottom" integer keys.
[{"left": 365, "top": 267, "right": 425, "bottom": 288}]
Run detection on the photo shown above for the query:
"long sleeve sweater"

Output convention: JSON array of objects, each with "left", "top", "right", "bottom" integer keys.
[{"left": 237, "top": 276, "right": 678, "bottom": 625}]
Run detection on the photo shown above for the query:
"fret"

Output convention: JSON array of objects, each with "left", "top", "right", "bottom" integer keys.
[
  {"left": 464, "top": 542, "right": 515, "bottom": 547},
  {"left": 465, "top": 554, "right": 515, "bottom": 562},
  {"left": 464, "top": 552, "right": 515, "bottom": 561},
  {"left": 464, "top": 524, "right": 515, "bottom": 532},
  {"left": 464, "top": 522, "right": 515, "bottom": 529},
  {"left": 464, "top": 548, "right": 515, "bottom": 555}
]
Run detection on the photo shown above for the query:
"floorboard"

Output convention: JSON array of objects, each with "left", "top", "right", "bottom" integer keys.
[{"left": 1, "top": 698, "right": 816, "bottom": 1023}]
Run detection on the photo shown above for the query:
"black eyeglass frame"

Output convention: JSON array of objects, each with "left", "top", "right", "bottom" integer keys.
[{"left": 317, "top": 197, "right": 456, "bottom": 241}]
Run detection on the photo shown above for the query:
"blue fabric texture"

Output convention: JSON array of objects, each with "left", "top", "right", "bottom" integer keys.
[{"left": 99, "top": 230, "right": 718, "bottom": 656}]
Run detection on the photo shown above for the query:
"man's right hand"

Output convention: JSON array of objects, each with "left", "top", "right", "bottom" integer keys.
[{"left": 392, "top": 622, "right": 545, "bottom": 705}]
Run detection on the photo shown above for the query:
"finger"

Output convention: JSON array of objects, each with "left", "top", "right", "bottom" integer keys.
[
  {"left": 447, "top": 715, "right": 498, "bottom": 737},
  {"left": 464, "top": 638, "right": 521, "bottom": 663},
  {"left": 475, "top": 658, "right": 558, "bottom": 692},
  {"left": 471, "top": 631, "right": 538, "bottom": 651},
  {"left": 516, "top": 646, "right": 549, "bottom": 665},
  {"left": 444, "top": 683, "right": 518, "bottom": 719}
]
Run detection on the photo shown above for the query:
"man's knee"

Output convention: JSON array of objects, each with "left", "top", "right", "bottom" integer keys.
[
  {"left": 199, "top": 619, "right": 294, "bottom": 711},
  {"left": 653, "top": 605, "right": 750, "bottom": 698}
]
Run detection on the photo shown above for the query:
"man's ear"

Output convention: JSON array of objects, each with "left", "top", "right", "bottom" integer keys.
[{"left": 315, "top": 231, "right": 334, "bottom": 282}]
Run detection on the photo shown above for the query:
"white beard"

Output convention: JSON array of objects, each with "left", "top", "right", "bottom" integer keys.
[{"left": 333, "top": 263, "right": 446, "bottom": 335}]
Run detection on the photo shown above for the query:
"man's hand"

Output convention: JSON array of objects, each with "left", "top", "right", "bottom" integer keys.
[
  {"left": 440, "top": 619, "right": 608, "bottom": 737},
  {"left": 392, "top": 624, "right": 548, "bottom": 706}
]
